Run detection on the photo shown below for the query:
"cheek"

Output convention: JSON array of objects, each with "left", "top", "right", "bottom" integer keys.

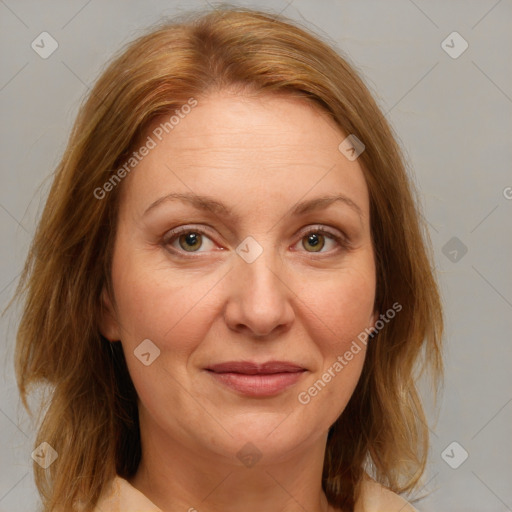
[
  {"left": 110, "top": 256, "right": 218, "bottom": 417},
  {"left": 293, "top": 263, "right": 375, "bottom": 419},
  {"left": 112, "top": 265, "right": 216, "bottom": 354},
  {"left": 300, "top": 262, "right": 376, "bottom": 346}
]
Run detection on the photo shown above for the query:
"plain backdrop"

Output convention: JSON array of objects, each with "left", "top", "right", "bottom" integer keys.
[{"left": 1, "top": 1, "right": 511, "bottom": 511}]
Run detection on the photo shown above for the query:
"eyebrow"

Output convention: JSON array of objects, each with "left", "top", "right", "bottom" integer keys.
[{"left": 143, "top": 192, "right": 363, "bottom": 221}]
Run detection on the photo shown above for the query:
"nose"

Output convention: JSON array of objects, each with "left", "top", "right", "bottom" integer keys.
[{"left": 223, "top": 245, "right": 295, "bottom": 339}]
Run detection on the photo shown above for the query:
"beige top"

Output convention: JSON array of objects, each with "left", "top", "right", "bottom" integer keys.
[{"left": 93, "top": 475, "right": 419, "bottom": 512}]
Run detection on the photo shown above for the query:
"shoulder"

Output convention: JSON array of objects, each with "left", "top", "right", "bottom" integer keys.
[
  {"left": 355, "top": 475, "right": 419, "bottom": 512},
  {"left": 92, "top": 475, "right": 162, "bottom": 512},
  {"left": 51, "top": 478, "right": 122, "bottom": 512}
]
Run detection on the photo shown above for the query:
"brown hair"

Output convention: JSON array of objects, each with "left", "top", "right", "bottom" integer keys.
[{"left": 13, "top": 5, "right": 443, "bottom": 511}]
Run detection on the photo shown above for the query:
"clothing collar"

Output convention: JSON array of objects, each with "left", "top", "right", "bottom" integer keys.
[{"left": 94, "top": 475, "right": 162, "bottom": 512}]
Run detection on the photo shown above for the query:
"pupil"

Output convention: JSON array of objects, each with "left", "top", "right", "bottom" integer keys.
[
  {"left": 180, "top": 232, "right": 201, "bottom": 251},
  {"left": 305, "top": 233, "right": 324, "bottom": 252}
]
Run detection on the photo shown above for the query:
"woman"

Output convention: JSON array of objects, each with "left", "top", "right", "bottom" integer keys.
[{"left": 14, "top": 6, "right": 443, "bottom": 512}]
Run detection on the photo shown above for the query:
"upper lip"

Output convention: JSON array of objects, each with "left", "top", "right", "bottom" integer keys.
[{"left": 206, "top": 361, "right": 306, "bottom": 374}]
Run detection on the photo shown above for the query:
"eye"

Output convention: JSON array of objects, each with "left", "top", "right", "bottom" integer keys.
[
  {"left": 293, "top": 226, "right": 348, "bottom": 255},
  {"left": 163, "top": 225, "right": 349, "bottom": 258},
  {"left": 163, "top": 226, "right": 218, "bottom": 256}
]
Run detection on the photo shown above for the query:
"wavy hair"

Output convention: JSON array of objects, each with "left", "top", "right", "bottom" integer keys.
[{"left": 13, "top": 5, "right": 443, "bottom": 511}]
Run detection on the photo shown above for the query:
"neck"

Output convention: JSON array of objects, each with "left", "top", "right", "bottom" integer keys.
[{"left": 129, "top": 421, "right": 334, "bottom": 512}]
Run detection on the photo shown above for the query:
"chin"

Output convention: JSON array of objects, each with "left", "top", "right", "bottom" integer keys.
[{"left": 199, "top": 413, "right": 322, "bottom": 465}]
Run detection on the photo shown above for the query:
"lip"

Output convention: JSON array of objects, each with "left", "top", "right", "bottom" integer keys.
[
  {"left": 206, "top": 360, "right": 307, "bottom": 397},
  {"left": 207, "top": 361, "right": 305, "bottom": 374}
]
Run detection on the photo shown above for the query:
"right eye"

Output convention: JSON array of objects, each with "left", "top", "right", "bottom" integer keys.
[{"left": 163, "top": 226, "right": 220, "bottom": 257}]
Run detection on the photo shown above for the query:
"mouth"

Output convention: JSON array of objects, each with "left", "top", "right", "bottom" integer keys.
[{"left": 205, "top": 361, "right": 307, "bottom": 397}]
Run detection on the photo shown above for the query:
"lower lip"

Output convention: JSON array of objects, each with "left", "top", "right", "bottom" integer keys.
[{"left": 207, "top": 371, "right": 305, "bottom": 397}]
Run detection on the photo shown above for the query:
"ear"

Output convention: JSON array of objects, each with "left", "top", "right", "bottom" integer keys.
[{"left": 99, "top": 287, "right": 121, "bottom": 342}]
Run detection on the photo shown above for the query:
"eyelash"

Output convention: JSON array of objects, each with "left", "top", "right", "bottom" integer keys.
[{"left": 162, "top": 225, "right": 350, "bottom": 259}]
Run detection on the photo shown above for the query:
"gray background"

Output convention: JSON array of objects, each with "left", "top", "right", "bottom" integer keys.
[{"left": 1, "top": 1, "right": 511, "bottom": 511}]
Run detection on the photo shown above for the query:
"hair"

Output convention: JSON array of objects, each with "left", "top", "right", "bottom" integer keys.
[{"left": 12, "top": 5, "right": 443, "bottom": 512}]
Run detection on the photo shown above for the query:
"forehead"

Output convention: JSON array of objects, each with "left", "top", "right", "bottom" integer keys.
[{"left": 120, "top": 91, "right": 370, "bottom": 223}]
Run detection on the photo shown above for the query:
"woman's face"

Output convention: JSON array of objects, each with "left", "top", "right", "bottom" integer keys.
[{"left": 101, "top": 90, "right": 377, "bottom": 464}]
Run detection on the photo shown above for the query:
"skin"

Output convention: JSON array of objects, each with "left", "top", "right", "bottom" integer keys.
[{"left": 100, "top": 89, "right": 381, "bottom": 512}]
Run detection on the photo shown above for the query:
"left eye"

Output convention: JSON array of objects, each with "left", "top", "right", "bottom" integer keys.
[
  {"left": 295, "top": 228, "right": 344, "bottom": 253},
  {"left": 163, "top": 226, "right": 346, "bottom": 257}
]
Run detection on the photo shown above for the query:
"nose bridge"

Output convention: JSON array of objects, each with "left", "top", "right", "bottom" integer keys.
[
  {"left": 225, "top": 233, "right": 293, "bottom": 337},
  {"left": 235, "top": 224, "right": 312, "bottom": 308},
  {"left": 237, "top": 233, "right": 285, "bottom": 303}
]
